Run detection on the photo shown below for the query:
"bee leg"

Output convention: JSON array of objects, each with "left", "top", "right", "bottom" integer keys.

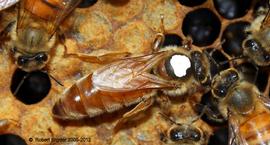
[
  {"left": 0, "top": 21, "right": 15, "bottom": 50},
  {"left": 58, "top": 33, "right": 130, "bottom": 64},
  {"left": 152, "top": 14, "right": 165, "bottom": 51},
  {"left": 64, "top": 48, "right": 130, "bottom": 64},
  {"left": 182, "top": 36, "right": 193, "bottom": 50},
  {"left": 0, "top": 21, "right": 15, "bottom": 38},
  {"left": 113, "top": 96, "right": 154, "bottom": 133},
  {"left": 155, "top": 95, "right": 171, "bottom": 115},
  {"left": 190, "top": 105, "right": 209, "bottom": 124},
  {"left": 152, "top": 32, "right": 165, "bottom": 51}
]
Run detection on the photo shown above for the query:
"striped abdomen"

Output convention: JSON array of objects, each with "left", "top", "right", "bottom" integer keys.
[
  {"left": 52, "top": 74, "right": 154, "bottom": 120},
  {"left": 23, "top": 0, "right": 81, "bottom": 21},
  {"left": 240, "top": 112, "right": 270, "bottom": 145}
]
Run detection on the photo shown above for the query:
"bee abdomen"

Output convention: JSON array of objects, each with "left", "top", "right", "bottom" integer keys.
[
  {"left": 240, "top": 112, "right": 270, "bottom": 145},
  {"left": 52, "top": 79, "right": 91, "bottom": 120},
  {"left": 53, "top": 74, "right": 146, "bottom": 120},
  {"left": 25, "top": 0, "right": 69, "bottom": 20}
]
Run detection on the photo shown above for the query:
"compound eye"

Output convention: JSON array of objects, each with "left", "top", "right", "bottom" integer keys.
[
  {"left": 35, "top": 53, "right": 48, "bottom": 62},
  {"left": 170, "top": 127, "right": 184, "bottom": 141},
  {"left": 17, "top": 56, "right": 28, "bottom": 66},
  {"left": 213, "top": 85, "right": 227, "bottom": 98},
  {"left": 189, "top": 129, "right": 201, "bottom": 141},
  {"left": 244, "top": 39, "right": 260, "bottom": 52}
]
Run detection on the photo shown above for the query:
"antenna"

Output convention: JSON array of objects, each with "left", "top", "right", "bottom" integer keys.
[
  {"left": 42, "top": 71, "right": 64, "bottom": 86},
  {"left": 14, "top": 73, "right": 30, "bottom": 96},
  {"left": 152, "top": 14, "right": 165, "bottom": 51}
]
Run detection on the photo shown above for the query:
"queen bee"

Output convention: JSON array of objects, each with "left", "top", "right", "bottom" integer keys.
[{"left": 52, "top": 15, "right": 217, "bottom": 131}]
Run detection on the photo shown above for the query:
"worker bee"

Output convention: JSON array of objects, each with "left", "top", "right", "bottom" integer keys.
[
  {"left": 242, "top": 1, "right": 270, "bottom": 66},
  {"left": 158, "top": 112, "right": 209, "bottom": 145},
  {"left": 211, "top": 68, "right": 270, "bottom": 145},
  {"left": 0, "top": 0, "right": 82, "bottom": 72}
]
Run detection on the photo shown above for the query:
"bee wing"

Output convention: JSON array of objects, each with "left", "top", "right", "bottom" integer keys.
[
  {"left": 258, "top": 94, "right": 270, "bottom": 108},
  {"left": 92, "top": 51, "right": 177, "bottom": 92},
  {"left": 17, "top": 0, "right": 81, "bottom": 37},
  {"left": 228, "top": 113, "right": 248, "bottom": 145},
  {"left": 0, "top": 0, "right": 18, "bottom": 11}
]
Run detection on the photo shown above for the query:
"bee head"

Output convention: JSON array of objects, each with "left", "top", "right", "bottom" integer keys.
[
  {"left": 211, "top": 69, "right": 239, "bottom": 99},
  {"left": 242, "top": 38, "right": 270, "bottom": 66},
  {"left": 12, "top": 48, "right": 49, "bottom": 72}
]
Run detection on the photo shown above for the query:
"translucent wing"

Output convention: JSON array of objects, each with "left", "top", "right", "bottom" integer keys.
[
  {"left": 17, "top": 0, "right": 81, "bottom": 37},
  {"left": 258, "top": 94, "right": 270, "bottom": 108},
  {"left": 228, "top": 113, "right": 248, "bottom": 145},
  {"left": 92, "top": 50, "right": 178, "bottom": 92},
  {"left": 0, "top": 0, "right": 18, "bottom": 11}
]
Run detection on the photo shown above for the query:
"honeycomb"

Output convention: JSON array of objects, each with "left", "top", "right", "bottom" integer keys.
[{"left": 0, "top": 0, "right": 269, "bottom": 145}]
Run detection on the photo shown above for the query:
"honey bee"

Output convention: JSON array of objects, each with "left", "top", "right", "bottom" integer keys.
[
  {"left": 0, "top": 0, "right": 84, "bottom": 72},
  {"left": 52, "top": 43, "right": 214, "bottom": 130},
  {"left": 52, "top": 14, "right": 216, "bottom": 131},
  {"left": 158, "top": 112, "right": 209, "bottom": 145},
  {"left": 242, "top": 1, "right": 270, "bottom": 66},
  {"left": 211, "top": 68, "right": 270, "bottom": 145}
]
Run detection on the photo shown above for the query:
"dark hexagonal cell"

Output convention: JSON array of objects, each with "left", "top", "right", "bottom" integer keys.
[
  {"left": 78, "top": 0, "right": 98, "bottom": 8},
  {"left": 222, "top": 21, "right": 250, "bottom": 57},
  {"left": 253, "top": 68, "right": 268, "bottom": 93},
  {"left": 10, "top": 69, "right": 51, "bottom": 105},
  {"left": 236, "top": 63, "right": 269, "bottom": 92},
  {"left": 208, "top": 126, "right": 228, "bottom": 145},
  {"left": 206, "top": 48, "right": 230, "bottom": 73},
  {"left": 162, "top": 34, "right": 183, "bottom": 47},
  {"left": 195, "top": 91, "right": 227, "bottom": 126},
  {"left": 213, "top": 0, "right": 252, "bottom": 19},
  {"left": 182, "top": 8, "right": 221, "bottom": 47},
  {"left": 177, "top": 0, "right": 206, "bottom": 7},
  {"left": 0, "top": 134, "right": 27, "bottom": 145}
]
